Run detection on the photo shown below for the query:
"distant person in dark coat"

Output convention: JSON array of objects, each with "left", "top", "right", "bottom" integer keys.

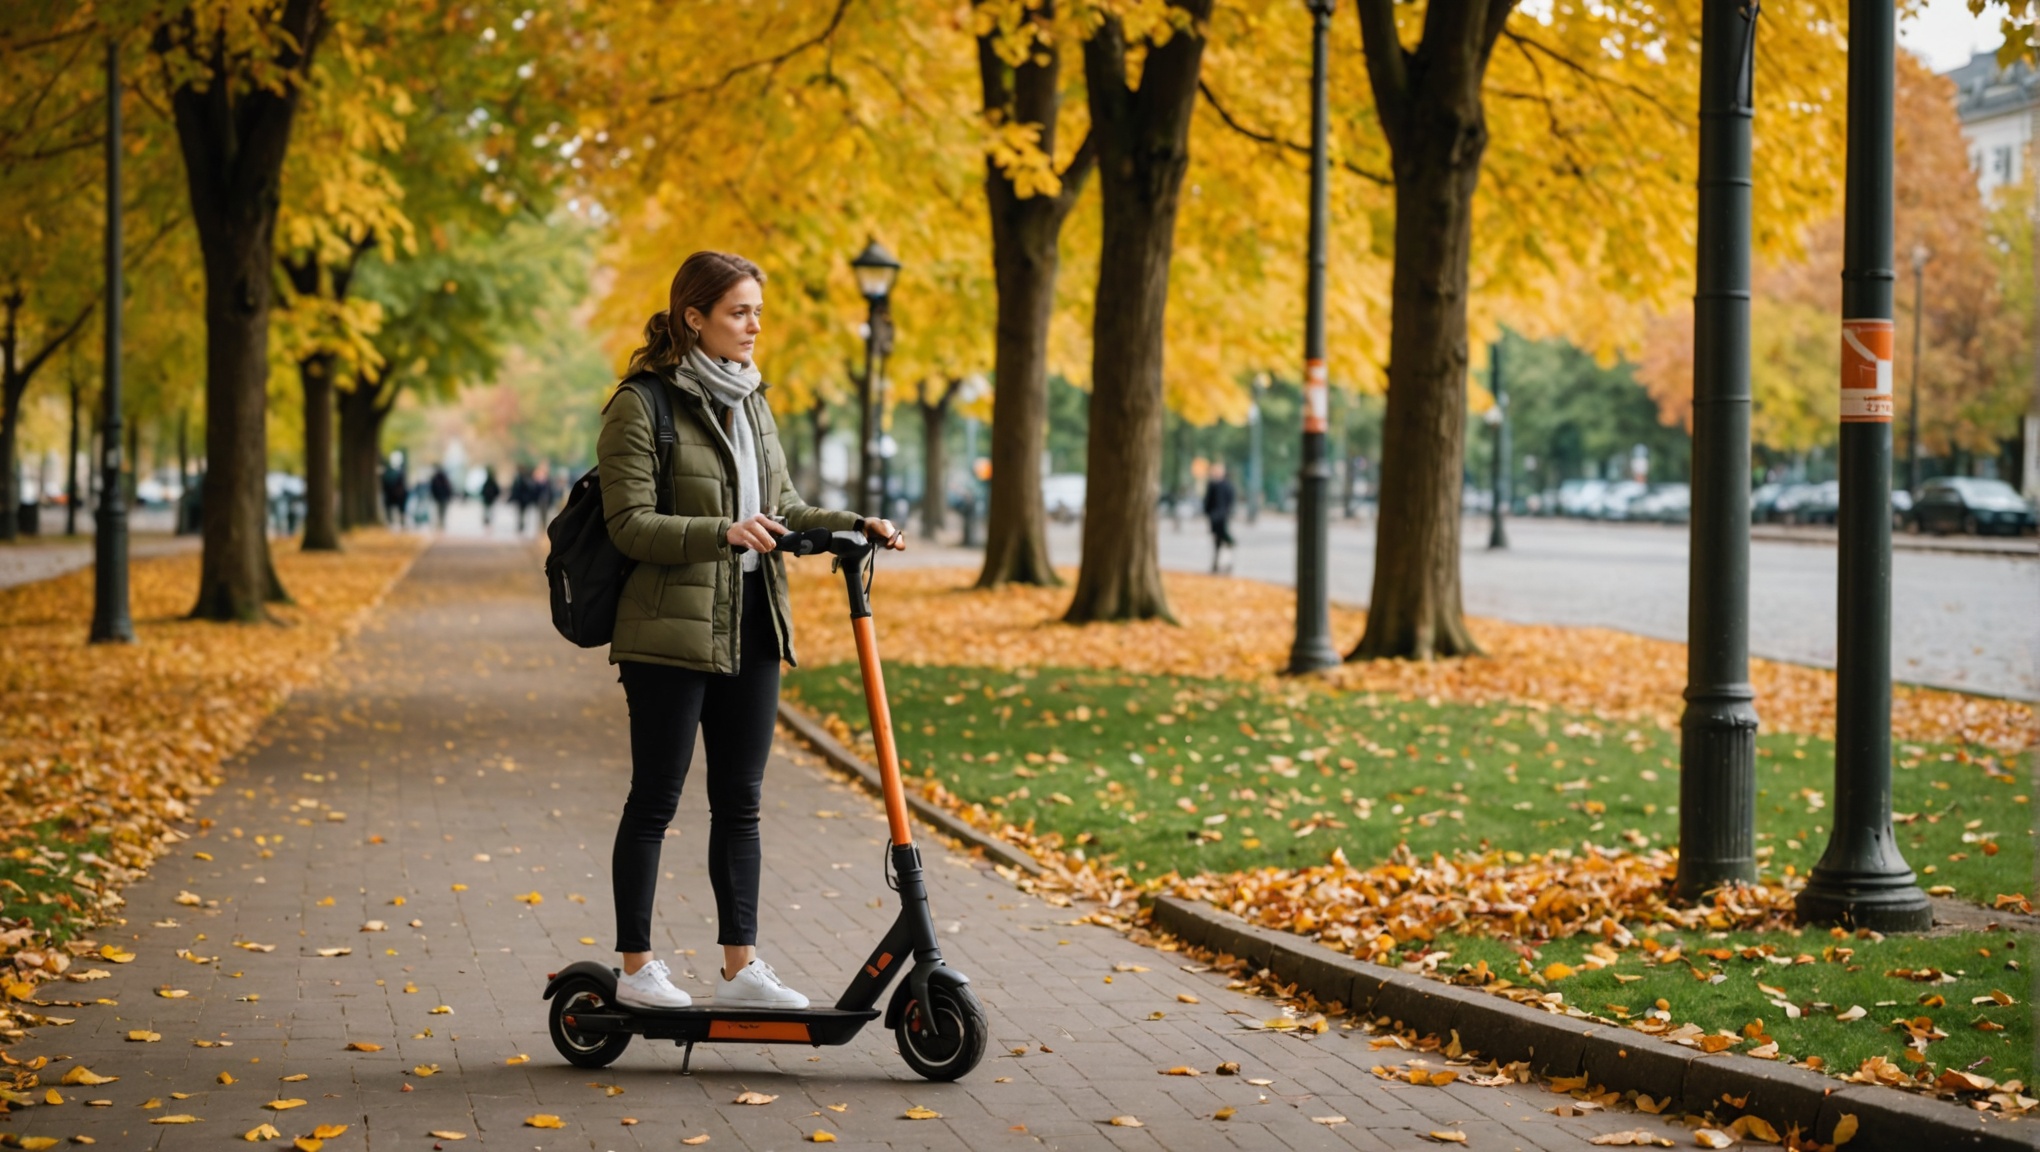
[
  {"left": 381, "top": 457, "right": 408, "bottom": 529},
  {"left": 510, "top": 468, "right": 535, "bottom": 534},
  {"left": 1204, "top": 462, "right": 1237, "bottom": 574},
  {"left": 480, "top": 468, "right": 502, "bottom": 529},
  {"left": 428, "top": 466, "right": 454, "bottom": 531}
]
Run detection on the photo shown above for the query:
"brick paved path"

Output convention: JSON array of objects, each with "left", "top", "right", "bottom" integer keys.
[{"left": 24, "top": 539, "right": 1667, "bottom": 1151}]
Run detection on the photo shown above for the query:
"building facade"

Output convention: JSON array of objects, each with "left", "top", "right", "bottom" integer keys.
[{"left": 1947, "top": 50, "right": 2040, "bottom": 498}]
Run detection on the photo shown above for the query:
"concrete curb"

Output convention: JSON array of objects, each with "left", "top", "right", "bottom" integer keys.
[
  {"left": 1149, "top": 895, "right": 2030, "bottom": 1152},
  {"left": 775, "top": 700, "right": 1044, "bottom": 878}
]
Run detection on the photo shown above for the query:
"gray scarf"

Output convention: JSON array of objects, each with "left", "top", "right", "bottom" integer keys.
[{"left": 678, "top": 347, "right": 764, "bottom": 571}]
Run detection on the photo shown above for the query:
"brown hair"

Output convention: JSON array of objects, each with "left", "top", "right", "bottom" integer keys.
[{"left": 626, "top": 250, "right": 767, "bottom": 374}]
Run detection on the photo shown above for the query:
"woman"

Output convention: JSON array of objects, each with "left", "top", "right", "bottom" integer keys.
[{"left": 597, "top": 250, "right": 903, "bottom": 1011}]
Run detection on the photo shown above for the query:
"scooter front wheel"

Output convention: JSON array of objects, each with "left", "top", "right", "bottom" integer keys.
[
  {"left": 896, "top": 985, "right": 987, "bottom": 1081},
  {"left": 549, "top": 978, "right": 632, "bottom": 1068}
]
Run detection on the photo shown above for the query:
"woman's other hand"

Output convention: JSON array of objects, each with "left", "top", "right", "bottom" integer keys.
[
  {"left": 727, "top": 514, "right": 788, "bottom": 553},
  {"left": 859, "top": 517, "right": 907, "bottom": 551}
]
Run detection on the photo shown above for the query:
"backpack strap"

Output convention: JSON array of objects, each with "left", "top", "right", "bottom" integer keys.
[{"left": 618, "top": 372, "right": 675, "bottom": 516}]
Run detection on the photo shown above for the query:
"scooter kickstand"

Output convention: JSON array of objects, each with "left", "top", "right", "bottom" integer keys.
[{"left": 681, "top": 1041, "right": 695, "bottom": 1075}]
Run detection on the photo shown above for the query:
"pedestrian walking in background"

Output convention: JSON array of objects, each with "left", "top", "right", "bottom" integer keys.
[
  {"left": 380, "top": 455, "right": 408, "bottom": 530},
  {"left": 480, "top": 468, "right": 502, "bottom": 529},
  {"left": 1204, "top": 461, "right": 1237, "bottom": 574},
  {"left": 428, "top": 466, "right": 454, "bottom": 531},
  {"left": 509, "top": 468, "right": 533, "bottom": 533},
  {"left": 597, "top": 249, "right": 904, "bottom": 1013}
]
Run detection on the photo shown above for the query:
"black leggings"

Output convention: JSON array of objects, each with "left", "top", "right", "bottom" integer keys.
[{"left": 613, "top": 570, "right": 780, "bottom": 952}]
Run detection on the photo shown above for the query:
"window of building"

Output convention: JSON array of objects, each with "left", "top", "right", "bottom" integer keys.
[{"left": 1995, "top": 146, "right": 2015, "bottom": 181}]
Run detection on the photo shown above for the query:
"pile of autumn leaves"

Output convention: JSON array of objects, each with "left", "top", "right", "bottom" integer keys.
[
  {"left": 0, "top": 535, "right": 424, "bottom": 1033},
  {"left": 784, "top": 562, "right": 2038, "bottom": 1114}
]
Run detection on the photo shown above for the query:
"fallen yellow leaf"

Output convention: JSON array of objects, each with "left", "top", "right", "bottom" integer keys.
[
  {"left": 735, "top": 1091, "right": 778, "bottom": 1105},
  {"left": 60, "top": 1067, "right": 115, "bottom": 1086},
  {"left": 345, "top": 1041, "right": 382, "bottom": 1052},
  {"left": 1213, "top": 1106, "right": 1237, "bottom": 1120},
  {"left": 681, "top": 1137, "right": 709, "bottom": 1146},
  {"left": 311, "top": 1125, "right": 348, "bottom": 1138},
  {"left": 524, "top": 1115, "right": 565, "bottom": 1129},
  {"left": 265, "top": 1096, "right": 308, "bottom": 1110},
  {"left": 1832, "top": 1114, "right": 1859, "bottom": 1146},
  {"left": 150, "top": 1115, "right": 203, "bottom": 1124},
  {"left": 427, "top": 1133, "right": 467, "bottom": 1141},
  {"left": 1107, "top": 1116, "right": 1143, "bottom": 1127},
  {"left": 243, "top": 1123, "right": 282, "bottom": 1142},
  {"left": 903, "top": 1106, "right": 942, "bottom": 1120},
  {"left": 1695, "top": 1130, "right": 1735, "bottom": 1149},
  {"left": 808, "top": 1132, "right": 837, "bottom": 1143},
  {"left": 125, "top": 1030, "right": 161, "bottom": 1042}
]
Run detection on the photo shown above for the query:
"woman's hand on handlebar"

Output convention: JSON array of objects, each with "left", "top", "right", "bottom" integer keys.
[
  {"left": 859, "top": 517, "right": 907, "bottom": 551},
  {"left": 727, "top": 514, "right": 788, "bottom": 553}
]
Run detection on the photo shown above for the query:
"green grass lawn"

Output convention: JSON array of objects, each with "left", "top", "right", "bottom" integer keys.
[
  {"left": 786, "top": 664, "right": 2034, "bottom": 903},
  {"left": 0, "top": 824, "right": 115, "bottom": 941},
  {"left": 1443, "top": 928, "right": 2034, "bottom": 1084},
  {"left": 787, "top": 663, "right": 2039, "bottom": 1083}
]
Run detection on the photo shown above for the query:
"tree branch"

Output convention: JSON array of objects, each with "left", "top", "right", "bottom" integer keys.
[
  {"left": 1498, "top": 28, "right": 1685, "bottom": 123},
  {"left": 648, "top": 0, "right": 852, "bottom": 105},
  {"left": 1352, "top": 0, "right": 1409, "bottom": 153},
  {"left": 1197, "top": 79, "right": 1390, "bottom": 185},
  {"left": 17, "top": 299, "right": 96, "bottom": 386}
]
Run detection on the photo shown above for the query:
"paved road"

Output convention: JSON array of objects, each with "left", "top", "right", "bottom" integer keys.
[
  {"left": 1041, "top": 514, "right": 2040, "bottom": 701},
  {"left": 24, "top": 538, "right": 1663, "bottom": 1150}
]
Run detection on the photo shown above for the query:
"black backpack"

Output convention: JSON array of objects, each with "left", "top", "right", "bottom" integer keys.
[{"left": 544, "top": 373, "right": 673, "bottom": 647}]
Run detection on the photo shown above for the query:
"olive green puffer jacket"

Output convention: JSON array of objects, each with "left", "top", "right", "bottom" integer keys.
[{"left": 597, "top": 368, "right": 861, "bottom": 673}]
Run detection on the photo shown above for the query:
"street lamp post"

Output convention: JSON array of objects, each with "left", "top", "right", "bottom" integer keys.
[
  {"left": 850, "top": 239, "right": 900, "bottom": 517},
  {"left": 1906, "top": 244, "right": 1928, "bottom": 499},
  {"left": 1675, "top": 0, "right": 1758, "bottom": 901},
  {"left": 1289, "top": 0, "right": 1339, "bottom": 674},
  {"left": 90, "top": 36, "right": 133, "bottom": 646},
  {"left": 1486, "top": 339, "right": 1509, "bottom": 550},
  {"left": 1797, "top": 0, "right": 1932, "bottom": 932}
]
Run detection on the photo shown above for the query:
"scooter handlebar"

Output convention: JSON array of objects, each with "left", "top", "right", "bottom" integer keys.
[{"left": 729, "top": 527, "right": 876, "bottom": 559}]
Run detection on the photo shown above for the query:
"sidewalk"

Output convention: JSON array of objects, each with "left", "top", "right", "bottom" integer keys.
[{"left": 22, "top": 539, "right": 1667, "bottom": 1150}]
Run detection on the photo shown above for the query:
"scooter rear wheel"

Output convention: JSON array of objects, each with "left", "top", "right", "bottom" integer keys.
[
  {"left": 896, "top": 985, "right": 987, "bottom": 1081},
  {"left": 549, "top": 979, "right": 632, "bottom": 1068}
]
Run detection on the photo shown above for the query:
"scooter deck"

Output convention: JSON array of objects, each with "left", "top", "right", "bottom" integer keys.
[{"left": 562, "top": 1004, "right": 880, "bottom": 1047}]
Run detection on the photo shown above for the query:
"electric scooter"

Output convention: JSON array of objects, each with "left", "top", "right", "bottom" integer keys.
[{"left": 542, "top": 528, "right": 988, "bottom": 1081}]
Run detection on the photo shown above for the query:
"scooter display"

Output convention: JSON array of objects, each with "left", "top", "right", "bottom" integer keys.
[{"left": 541, "top": 528, "right": 988, "bottom": 1081}]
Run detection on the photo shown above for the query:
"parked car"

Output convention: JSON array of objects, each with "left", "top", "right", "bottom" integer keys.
[
  {"left": 1627, "top": 483, "right": 1691, "bottom": 523},
  {"left": 1557, "top": 478, "right": 1607, "bottom": 517},
  {"left": 1766, "top": 481, "right": 1834, "bottom": 525},
  {"left": 1593, "top": 480, "right": 1648, "bottom": 520},
  {"left": 1042, "top": 473, "right": 1087, "bottom": 522},
  {"left": 1750, "top": 482, "right": 1788, "bottom": 522},
  {"left": 1910, "top": 477, "right": 2038, "bottom": 536}
]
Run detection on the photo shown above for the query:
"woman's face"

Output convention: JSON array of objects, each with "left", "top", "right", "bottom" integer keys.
[{"left": 685, "top": 277, "right": 763, "bottom": 365}]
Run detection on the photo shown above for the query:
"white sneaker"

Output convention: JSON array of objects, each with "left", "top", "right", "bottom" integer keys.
[
  {"left": 614, "top": 959, "right": 693, "bottom": 1010},
  {"left": 717, "top": 958, "right": 810, "bottom": 1010}
]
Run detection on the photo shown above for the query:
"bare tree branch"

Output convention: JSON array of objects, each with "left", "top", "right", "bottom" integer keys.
[
  {"left": 1197, "top": 79, "right": 1390, "bottom": 186},
  {"left": 1499, "top": 28, "right": 1686, "bottom": 124},
  {"left": 647, "top": 0, "right": 852, "bottom": 105}
]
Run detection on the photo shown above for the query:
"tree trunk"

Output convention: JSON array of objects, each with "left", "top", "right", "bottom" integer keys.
[
  {"left": 338, "top": 376, "right": 387, "bottom": 530},
  {"left": 162, "top": 0, "right": 325, "bottom": 620},
  {"left": 188, "top": 225, "right": 286, "bottom": 620},
  {"left": 973, "top": 1, "right": 1096, "bottom": 588},
  {"left": 1063, "top": 3, "right": 1212, "bottom": 624},
  {"left": 0, "top": 402, "right": 19, "bottom": 542},
  {"left": 918, "top": 381, "right": 952, "bottom": 541},
  {"left": 299, "top": 351, "right": 339, "bottom": 550},
  {"left": 1347, "top": 0, "right": 1513, "bottom": 660}
]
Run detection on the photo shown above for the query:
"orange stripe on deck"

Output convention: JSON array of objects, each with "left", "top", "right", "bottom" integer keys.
[{"left": 707, "top": 1019, "right": 812, "bottom": 1043}]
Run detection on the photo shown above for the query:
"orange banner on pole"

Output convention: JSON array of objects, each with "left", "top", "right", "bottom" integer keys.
[
  {"left": 1839, "top": 318, "right": 1894, "bottom": 424},
  {"left": 1303, "top": 359, "right": 1328, "bottom": 433}
]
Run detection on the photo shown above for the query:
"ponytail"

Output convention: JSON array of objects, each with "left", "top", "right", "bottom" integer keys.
[{"left": 626, "top": 309, "right": 682, "bottom": 375}]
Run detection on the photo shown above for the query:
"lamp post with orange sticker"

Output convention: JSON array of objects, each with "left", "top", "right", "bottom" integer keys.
[
  {"left": 1288, "top": 0, "right": 1339, "bottom": 675},
  {"left": 1795, "top": 0, "right": 1932, "bottom": 932}
]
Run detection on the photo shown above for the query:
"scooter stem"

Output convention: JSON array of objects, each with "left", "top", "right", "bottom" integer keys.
[{"left": 852, "top": 613, "right": 913, "bottom": 848}]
